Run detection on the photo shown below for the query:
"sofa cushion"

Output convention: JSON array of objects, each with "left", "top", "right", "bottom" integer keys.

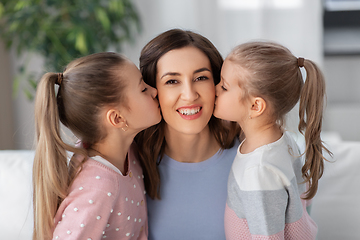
[
  {"left": 0, "top": 150, "right": 34, "bottom": 240},
  {"left": 311, "top": 139, "right": 360, "bottom": 239}
]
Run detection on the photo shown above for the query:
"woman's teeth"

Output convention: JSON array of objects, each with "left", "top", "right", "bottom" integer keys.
[{"left": 178, "top": 107, "right": 201, "bottom": 116}]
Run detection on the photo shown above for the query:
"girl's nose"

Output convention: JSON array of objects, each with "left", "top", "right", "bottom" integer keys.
[
  {"left": 147, "top": 84, "right": 158, "bottom": 98},
  {"left": 215, "top": 84, "right": 221, "bottom": 97}
]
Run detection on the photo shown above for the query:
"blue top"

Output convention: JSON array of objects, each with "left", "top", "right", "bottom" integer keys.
[{"left": 147, "top": 142, "right": 239, "bottom": 240}]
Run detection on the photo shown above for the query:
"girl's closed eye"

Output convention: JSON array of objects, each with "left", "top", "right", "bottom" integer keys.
[
  {"left": 142, "top": 87, "right": 148, "bottom": 92},
  {"left": 221, "top": 85, "right": 227, "bottom": 91}
]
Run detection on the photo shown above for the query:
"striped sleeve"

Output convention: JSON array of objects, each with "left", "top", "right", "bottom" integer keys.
[{"left": 226, "top": 165, "right": 289, "bottom": 239}]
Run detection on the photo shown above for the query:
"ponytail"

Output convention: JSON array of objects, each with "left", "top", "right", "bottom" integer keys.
[
  {"left": 298, "top": 59, "right": 332, "bottom": 200},
  {"left": 33, "top": 73, "right": 85, "bottom": 240}
]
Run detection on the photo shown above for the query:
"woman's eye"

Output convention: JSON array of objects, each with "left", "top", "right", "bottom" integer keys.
[
  {"left": 195, "top": 76, "right": 209, "bottom": 81},
  {"left": 221, "top": 85, "right": 227, "bottom": 91},
  {"left": 165, "top": 79, "right": 178, "bottom": 84},
  {"left": 142, "top": 87, "right": 148, "bottom": 92}
]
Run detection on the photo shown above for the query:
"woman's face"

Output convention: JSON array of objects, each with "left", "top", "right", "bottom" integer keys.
[{"left": 156, "top": 46, "right": 215, "bottom": 135}]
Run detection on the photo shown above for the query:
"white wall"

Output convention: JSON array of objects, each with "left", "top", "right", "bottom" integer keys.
[
  {"left": 123, "top": 0, "right": 323, "bottom": 65},
  {"left": 3, "top": 0, "right": 327, "bottom": 149},
  {"left": 322, "top": 56, "right": 360, "bottom": 141},
  {"left": 7, "top": 52, "right": 44, "bottom": 150}
]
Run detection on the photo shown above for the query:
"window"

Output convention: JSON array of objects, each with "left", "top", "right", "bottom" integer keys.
[{"left": 323, "top": 0, "right": 360, "bottom": 55}]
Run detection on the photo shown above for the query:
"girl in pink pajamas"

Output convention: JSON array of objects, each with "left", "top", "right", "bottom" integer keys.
[{"left": 33, "top": 52, "right": 161, "bottom": 240}]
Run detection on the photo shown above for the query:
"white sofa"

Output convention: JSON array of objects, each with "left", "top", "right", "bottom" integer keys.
[
  {"left": 0, "top": 150, "right": 34, "bottom": 240},
  {"left": 1, "top": 132, "right": 360, "bottom": 240}
]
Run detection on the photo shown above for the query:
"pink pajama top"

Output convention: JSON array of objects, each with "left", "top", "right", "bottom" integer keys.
[{"left": 52, "top": 144, "right": 148, "bottom": 240}]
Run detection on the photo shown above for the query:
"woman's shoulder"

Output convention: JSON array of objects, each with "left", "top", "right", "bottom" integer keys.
[
  {"left": 210, "top": 139, "right": 239, "bottom": 167},
  {"left": 221, "top": 137, "right": 240, "bottom": 156}
]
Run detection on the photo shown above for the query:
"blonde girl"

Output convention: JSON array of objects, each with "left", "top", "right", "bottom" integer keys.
[
  {"left": 214, "top": 42, "right": 331, "bottom": 239},
  {"left": 33, "top": 52, "right": 161, "bottom": 240}
]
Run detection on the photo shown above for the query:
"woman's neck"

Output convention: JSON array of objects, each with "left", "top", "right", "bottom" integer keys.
[
  {"left": 240, "top": 122, "right": 282, "bottom": 154},
  {"left": 163, "top": 125, "right": 220, "bottom": 163}
]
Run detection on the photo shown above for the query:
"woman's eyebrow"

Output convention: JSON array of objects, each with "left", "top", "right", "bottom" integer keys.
[
  {"left": 160, "top": 72, "right": 180, "bottom": 79},
  {"left": 194, "top": 67, "right": 211, "bottom": 74},
  {"left": 160, "top": 67, "right": 211, "bottom": 79}
]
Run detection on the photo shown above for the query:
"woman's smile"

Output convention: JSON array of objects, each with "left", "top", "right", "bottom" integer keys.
[{"left": 177, "top": 105, "right": 202, "bottom": 120}]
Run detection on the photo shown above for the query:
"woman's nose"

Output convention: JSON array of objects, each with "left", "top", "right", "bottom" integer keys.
[{"left": 181, "top": 82, "right": 199, "bottom": 101}]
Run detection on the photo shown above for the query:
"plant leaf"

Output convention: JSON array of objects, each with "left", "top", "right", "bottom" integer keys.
[
  {"left": 95, "top": 8, "right": 111, "bottom": 32},
  {"left": 23, "top": 88, "right": 34, "bottom": 101},
  {"left": 0, "top": 3, "right": 4, "bottom": 17},
  {"left": 9, "top": 21, "right": 20, "bottom": 32},
  {"left": 14, "top": 1, "right": 30, "bottom": 11},
  {"left": 0, "top": 0, "right": 141, "bottom": 101},
  {"left": 75, "top": 31, "right": 88, "bottom": 54},
  {"left": 28, "top": 78, "right": 38, "bottom": 90},
  {"left": 12, "top": 75, "right": 21, "bottom": 98},
  {"left": 109, "top": 0, "right": 124, "bottom": 15}
]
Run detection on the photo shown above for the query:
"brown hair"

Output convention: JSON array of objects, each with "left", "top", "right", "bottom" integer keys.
[
  {"left": 135, "top": 29, "right": 240, "bottom": 199},
  {"left": 33, "top": 52, "right": 128, "bottom": 240},
  {"left": 228, "top": 41, "right": 331, "bottom": 199}
]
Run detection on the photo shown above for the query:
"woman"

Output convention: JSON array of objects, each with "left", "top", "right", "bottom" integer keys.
[{"left": 135, "top": 29, "right": 240, "bottom": 240}]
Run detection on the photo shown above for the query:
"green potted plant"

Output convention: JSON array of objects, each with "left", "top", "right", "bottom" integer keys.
[{"left": 0, "top": 0, "right": 141, "bottom": 100}]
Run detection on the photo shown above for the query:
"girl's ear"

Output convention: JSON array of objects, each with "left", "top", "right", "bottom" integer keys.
[
  {"left": 106, "top": 109, "right": 127, "bottom": 129},
  {"left": 249, "top": 97, "right": 266, "bottom": 118}
]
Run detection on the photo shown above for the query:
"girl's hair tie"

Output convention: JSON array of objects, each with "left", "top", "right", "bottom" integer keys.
[
  {"left": 82, "top": 142, "right": 90, "bottom": 149},
  {"left": 56, "top": 73, "right": 63, "bottom": 85},
  {"left": 297, "top": 57, "right": 304, "bottom": 68}
]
